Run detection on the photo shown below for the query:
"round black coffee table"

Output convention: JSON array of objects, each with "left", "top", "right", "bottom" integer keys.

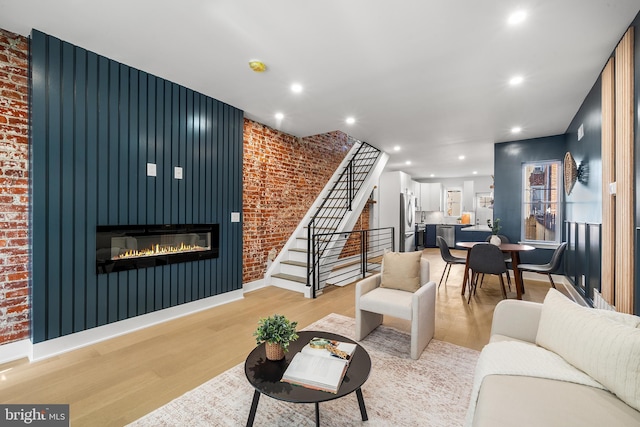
[{"left": 244, "top": 330, "right": 371, "bottom": 426}]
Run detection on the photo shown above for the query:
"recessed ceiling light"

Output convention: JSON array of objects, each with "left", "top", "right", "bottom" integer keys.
[
  {"left": 509, "top": 75, "right": 524, "bottom": 86},
  {"left": 291, "top": 83, "right": 303, "bottom": 93},
  {"left": 393, "top": 146, "right": 401, "bottom": 152},
  {"left": 508, "top": 10, "right": 527, "bottom": 25},
  {"left": 275, "top": 112, "right": 284, "bottom": 120},
  {"left": 473, "top": 171, "right": 478, "bottom": 175},
  {"left": 430, "top": 174, "right": 435, "bottom": 178},
  {"left": 458, "top": 155, "right": 465, "bottom": 160},
  {"left": 511, "top": 126, "right": 522, "bottom": 133},
  {"left": 405, "top": 161, "right": 412, "bottom": 165},
  {"left": 346, "top": 117, "right": 355, "bottom": 125}
]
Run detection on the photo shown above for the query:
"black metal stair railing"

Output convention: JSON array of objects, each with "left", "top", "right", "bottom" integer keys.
[
  {"left": 306, "top": 140, "right": 382, "bottom": 296},
  {"left": 309, "top": 227, "right": 395, "bottom": 298}
]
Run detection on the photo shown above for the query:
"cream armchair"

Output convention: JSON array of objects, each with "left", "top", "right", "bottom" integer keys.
[{"left": 355, "top": 255, "right": 436, "bottom": 359}]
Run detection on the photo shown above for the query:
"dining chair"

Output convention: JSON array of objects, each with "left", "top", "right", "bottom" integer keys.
[
  {"left": 467, "top": 243, "right": 508, "bottom": 303},
  {"left": 436, "top": 236, "right": 466, "bottom": 289},
  {"left": 517, "top": 242, "right": 568, "bottom": 289},
  {"left": 483, "top": 234, "right": 512, "bottom": 290}
]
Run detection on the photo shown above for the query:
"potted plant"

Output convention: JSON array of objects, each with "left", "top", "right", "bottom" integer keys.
[
  {"left": 487, "top": 218, "right": 502, "bottom": 245},
  {"left": 254, "top": 314, "right": 299, "bottom": 361}
]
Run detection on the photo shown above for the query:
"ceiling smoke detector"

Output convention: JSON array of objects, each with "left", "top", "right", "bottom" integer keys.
[{"left": 249, "top": 60, "right": 266, "bottom": 72}]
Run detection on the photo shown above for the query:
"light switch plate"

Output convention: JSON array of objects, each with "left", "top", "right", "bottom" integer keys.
[
  {"left": 147, "top": 163, "right": 157, "bottom": 177},
  {"left": 577, "top": 124, "right": 584, "bottom": 141},
  {"left": 174, "top": 166, "right": 183, "bottom": 180},
  {"left": 231, "top": 212, "right": 240, "bottom": 222}
]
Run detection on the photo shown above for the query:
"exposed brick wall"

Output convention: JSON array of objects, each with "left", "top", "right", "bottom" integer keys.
[
  {"left": 339, "top": 202, "right": 371, "bottom": 259},
  {"left": 243, "top": 119, "right": 355, "bottom": 282},
  {"left": 0, "top": 29, "right": 29, "bottom": 345}
]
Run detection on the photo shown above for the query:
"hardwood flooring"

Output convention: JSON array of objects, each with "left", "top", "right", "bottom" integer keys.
[{"left": 0, "top": 248, "right": 562, "bottom": 426}]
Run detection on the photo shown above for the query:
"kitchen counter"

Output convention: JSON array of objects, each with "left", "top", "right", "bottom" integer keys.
[{"left": 460, "top": 225, "right": 491, "bottom": 232}]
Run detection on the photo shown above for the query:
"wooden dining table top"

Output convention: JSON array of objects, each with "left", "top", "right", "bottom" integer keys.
[
  {"left": 456, "top": 241, "right": 535, "bottom": 252},
  {"left": 455, "top": 241, "right": 535, "bottom": 300}
]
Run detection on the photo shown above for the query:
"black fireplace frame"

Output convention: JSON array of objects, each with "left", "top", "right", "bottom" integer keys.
[{"left": 96, "top": 224, "right": 219, "bottom": 274}]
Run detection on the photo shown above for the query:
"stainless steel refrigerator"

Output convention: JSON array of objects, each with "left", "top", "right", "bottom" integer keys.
[{"left": 399, "top": 193, "right": 417, "bottom": 252}]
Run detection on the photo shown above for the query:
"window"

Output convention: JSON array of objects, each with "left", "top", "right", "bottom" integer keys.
[{"left": 522, "top": 161, "right": 561, "bottom": 243}]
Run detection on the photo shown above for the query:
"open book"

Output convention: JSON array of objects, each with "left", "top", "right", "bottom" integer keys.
[
  {"left": 281, "top": 339, "right": 357, "bottom": 393},
  {"left": 300, "top": 339, "right": 357, "bottom": 363}
]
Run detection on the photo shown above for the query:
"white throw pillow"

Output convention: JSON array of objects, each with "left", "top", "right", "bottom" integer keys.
[{"left": 536, "top": 289, "right": 640, "bottom": 412}]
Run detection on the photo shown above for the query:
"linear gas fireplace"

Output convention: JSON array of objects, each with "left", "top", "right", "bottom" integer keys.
[{"left": 96, "top": 224, "right": 219, "bottom": 274}]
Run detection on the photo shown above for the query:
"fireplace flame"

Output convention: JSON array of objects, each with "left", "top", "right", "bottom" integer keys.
[{"left": 113, "top": 242, "right": 209, "bottom": 260}]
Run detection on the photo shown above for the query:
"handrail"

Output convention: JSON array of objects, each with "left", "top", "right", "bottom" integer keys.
[
  {"left": 309, "top": 227, "right": 395, "bottom": 298},
  {"left": 306, "top": 140, "right": 381, "bottom": 292}
]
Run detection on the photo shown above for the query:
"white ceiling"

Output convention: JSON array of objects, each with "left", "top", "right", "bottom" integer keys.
[{"left": 2, "top": 0, "right": 640, "bottom": 179}]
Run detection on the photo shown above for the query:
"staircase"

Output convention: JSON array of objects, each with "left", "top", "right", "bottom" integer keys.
[{"left": 265, "top": 140, "right": 388, "bottom": 297}]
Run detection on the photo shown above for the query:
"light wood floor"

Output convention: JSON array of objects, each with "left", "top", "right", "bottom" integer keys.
[{"left": 0, "top": 248, "right": 564, "bottom": 426}]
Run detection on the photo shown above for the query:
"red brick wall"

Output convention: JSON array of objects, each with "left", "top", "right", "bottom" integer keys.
[
  {"left": 0, "top": 29, "right": 29, "bottom": 346},
  {"left": 243, "top": 119, "right": 355, "bottom": 282}
]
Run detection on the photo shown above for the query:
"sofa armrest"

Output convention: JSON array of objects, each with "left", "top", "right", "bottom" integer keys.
[{"left": 490, "top": 299, "right": 542, "bottom": 344}]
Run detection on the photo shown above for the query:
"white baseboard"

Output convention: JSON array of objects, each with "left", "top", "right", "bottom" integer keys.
[
  {"left": 0, "top": 339, "right": 31, "bottom": 365},
  {"left": 511, "top": 270, "right": 589, "bottom": 307},
  {"left": 243, "top": 278, "right": 267, "bottom": 293},
  {"left": 0, "top": 289, "right": 245, "bottom": 364}
]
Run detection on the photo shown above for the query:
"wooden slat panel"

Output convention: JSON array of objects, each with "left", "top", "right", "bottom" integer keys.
[
  {"left": 601, "top": 57, "right": 615, "bottom": 304},
  {"left": 614, "top": 27, "right": 635, "bottom": 314}
]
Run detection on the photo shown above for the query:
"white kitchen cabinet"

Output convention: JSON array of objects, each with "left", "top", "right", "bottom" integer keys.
[
  {"left": 463, "top": 180, "right": 474, "bottom": 212},
  {"left": 420, "top": 183, "right": 442, "bottom": 211}
]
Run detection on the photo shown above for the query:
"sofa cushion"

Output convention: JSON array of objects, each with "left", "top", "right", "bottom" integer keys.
[
  {"left": 473, "top": 375, "right": 640, "bottom": 427},
  {"left": 536, "top": 289, "right": 640, "bottom": 412},
  {"left": 380, "top": 251, "right": 421, "bottom": 292}
]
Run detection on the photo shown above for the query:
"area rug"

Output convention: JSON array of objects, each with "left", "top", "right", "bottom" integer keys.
[{"left": 128, "top": 313, "right": 480, "bottom": 426}]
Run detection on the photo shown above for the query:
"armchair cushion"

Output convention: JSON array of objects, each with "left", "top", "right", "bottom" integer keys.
[
  {"left": 380, "top": 251, "right": 422, "bottom": 292},
  {"left": 359, "top": 287, "right": 413, "bottom": 320}
]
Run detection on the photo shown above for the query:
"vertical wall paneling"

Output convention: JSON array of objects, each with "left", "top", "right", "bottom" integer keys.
[
  {"left": 564, "top": 221, "right": 602, "bottom": 305},
  {"left": 30, "top": 30, "right": 243, "bottom": 342},
  {"left": 588, "top": 223, "right": 602, "bottom": 302},
  {"left": 601, "top": 58, "right": 616, "bottom": 304},
  {"left": 615, "top": 28, "right": 635, "bottom": 314},
  {"left": 73, "top": 47, "right": 88, "bottom": 332},
  {"left": 30, "top": 31, "right": 47, "bottom": 343}
]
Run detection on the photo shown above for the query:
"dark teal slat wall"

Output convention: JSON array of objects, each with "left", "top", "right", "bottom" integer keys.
[{"left": 30, "top": 30, "right": 243, "bottom": 343}]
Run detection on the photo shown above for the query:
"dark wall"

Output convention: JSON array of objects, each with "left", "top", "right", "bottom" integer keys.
[
  {"left": 30, "top": 30, "right": 243, "bottom": 343},
  {"left": 493, "top": 135, "right": 567, "bottom": 265},
  {"left": 562, "top": 73, "right": 603, "bottom": 304},
  {"left": 565, "top": 78, "right": 603, "bottom": 223}
]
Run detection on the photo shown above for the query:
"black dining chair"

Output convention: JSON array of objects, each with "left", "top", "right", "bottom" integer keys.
[
  {"left": 517, "top": 242, "right": 568, "bottom": 289},
  {"left": 467, "top": 243, "right": 508, "bottom": 303},
  {"left": 436, "top": 236, "right": 466, "bottom": 289},
  {"left": 483, "top": 234, "right": 512, "bottom": 290}
]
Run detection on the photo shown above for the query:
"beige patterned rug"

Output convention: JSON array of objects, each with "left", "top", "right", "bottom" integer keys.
[{"left": 129, "top": 313, "right": 480, "bottom": 426}]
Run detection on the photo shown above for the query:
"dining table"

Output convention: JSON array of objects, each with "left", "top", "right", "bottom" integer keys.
[{"left": 456, "top": 241, "right": 535, "bottom": 300}]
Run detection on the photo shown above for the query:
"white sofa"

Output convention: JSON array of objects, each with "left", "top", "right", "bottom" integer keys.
[{"left": 466, "top": 289, "right": 640, "bottom": 426}]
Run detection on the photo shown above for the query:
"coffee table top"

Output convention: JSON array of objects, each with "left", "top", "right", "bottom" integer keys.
[{"left": 244, "top": 330, "right": 371, "bottom": 404}]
